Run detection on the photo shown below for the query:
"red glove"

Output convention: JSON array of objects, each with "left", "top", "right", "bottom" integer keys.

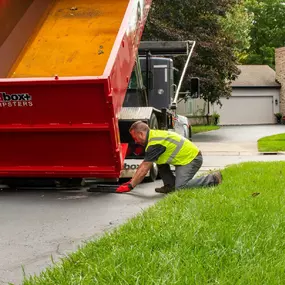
[
  {"left": 116, "top": 182, "right": 133, "bottom": 193},
  {"left": 122, "top": 180, "right": 132, "bottom": 187}
]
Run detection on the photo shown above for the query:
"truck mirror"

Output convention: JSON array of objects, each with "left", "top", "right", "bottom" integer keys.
[{"left": 190, "top": 77, "right": 200, "bottom": 98}]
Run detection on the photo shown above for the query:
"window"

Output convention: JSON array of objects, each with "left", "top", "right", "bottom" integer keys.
[{"left": 128, "top": 71, "right": 138, "bottom": 89}]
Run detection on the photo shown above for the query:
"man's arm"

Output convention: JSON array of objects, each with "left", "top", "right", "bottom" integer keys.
[
  {"left": 130, "top": 144, "right": 166, "bottom": 188},
  {"left": 130, "top": 161, "right": 153, "bottom": 188}
]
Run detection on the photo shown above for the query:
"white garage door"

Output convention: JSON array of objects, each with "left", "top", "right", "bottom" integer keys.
[{"left": 219, "top": 96, "right": 274, "bottom": 125}]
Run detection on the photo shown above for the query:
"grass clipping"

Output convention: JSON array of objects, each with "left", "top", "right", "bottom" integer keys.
[{"left": 24, "top": 162, "right": 285, "bottom": 285}]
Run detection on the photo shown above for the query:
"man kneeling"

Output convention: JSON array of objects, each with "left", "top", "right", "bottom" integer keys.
[{"left": 116, "top": 121, "right": 222, "bottom": 193}]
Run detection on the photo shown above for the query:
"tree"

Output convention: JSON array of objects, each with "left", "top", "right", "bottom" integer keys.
[
  {"left": 142, "top": 0, "right": 240, "bottom": 104},
  {"left": 241, "top": 0, "right": 285, "bottom": 67},
  {"left": 219, "top": 2, "right": 254, "bottom": 57}
]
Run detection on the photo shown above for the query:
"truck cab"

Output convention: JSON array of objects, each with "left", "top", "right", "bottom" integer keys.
[
  {"left": 124, "top": 57, "right": 174, "bottom": 110},
  {"left": 119, "top": 54, "right": 194, "bottom": 181}
]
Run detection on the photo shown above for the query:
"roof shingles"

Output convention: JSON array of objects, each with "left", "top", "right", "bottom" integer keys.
[{"left": 231, "top": 65, "right": 280, "bottom": 87}]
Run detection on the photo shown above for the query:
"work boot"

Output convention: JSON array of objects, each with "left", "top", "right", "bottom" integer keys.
[
  {"left": 155, "top": 184, "right": 175, "bottom": 194},
  {"left": 213, "top": 171, "right": 223, "bottom": 185}
]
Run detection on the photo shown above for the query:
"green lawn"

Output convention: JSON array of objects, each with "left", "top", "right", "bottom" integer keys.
[
  {"left": 23, "top": 162, "right": 285, "bottom": 285},
  {"left": 192, "top": 125, "right": 220, "bottom": 134},
  {"left": 258, "top": 133, "right": 285, "bottom": 152}
]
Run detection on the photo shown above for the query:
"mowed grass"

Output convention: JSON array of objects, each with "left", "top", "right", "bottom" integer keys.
[
  {"left": 258, "top": 133, "right": 285, "bottom": 152},
  {"left": 23, "top": 162, "right": 285, "bottom": 285},
  {"left": 192, "top": 125, "right": 220, "bottom": 134}
]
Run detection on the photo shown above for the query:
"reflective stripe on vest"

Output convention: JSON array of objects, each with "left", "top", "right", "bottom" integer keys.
[
  {"left": 148, "top": 135, "right": 185, "bottom": 164},
  {"left": 146, "top": 129, "right": 199, "bottom": 165}
]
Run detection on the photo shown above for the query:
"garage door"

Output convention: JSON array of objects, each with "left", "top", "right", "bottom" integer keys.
[{"left": 219, "top": 96, "right": 274, "bottom": 125}]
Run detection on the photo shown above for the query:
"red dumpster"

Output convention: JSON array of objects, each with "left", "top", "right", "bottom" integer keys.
[{"left": 0, "top": 0, "right": 152, "bottom": 178}]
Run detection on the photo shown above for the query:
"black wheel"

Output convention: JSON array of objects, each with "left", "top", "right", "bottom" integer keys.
[
  {"left": 149, "top": 112, "right": 159, "bottom": 129},
  {"left": 188, "top": 125, "right": 192, "bottom": 141},
  {"left": 145, "top": 163, "right": 159, "bottom": 182},
  {"left": 145, "top": 113, "right": 159, "bottom": 182},
  {"left": 183, "top": 124, "right": 192, "bottom": 140}
]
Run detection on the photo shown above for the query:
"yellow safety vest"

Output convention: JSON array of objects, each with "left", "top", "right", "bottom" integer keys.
[{"left": 146, "top": 130, "right": 199, "bottom": 165}]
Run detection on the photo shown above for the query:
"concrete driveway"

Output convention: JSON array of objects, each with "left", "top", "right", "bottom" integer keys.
[
  {"left": 193, "top": 125, "right": 285, "bottom": 155},
  {"left": 192, "top": 125, "right": 285, "bottom": 172}
]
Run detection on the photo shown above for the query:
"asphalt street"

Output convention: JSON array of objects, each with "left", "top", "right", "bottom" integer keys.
[{"left": 1, "top": 125, "right": 285, "bottom": 284}]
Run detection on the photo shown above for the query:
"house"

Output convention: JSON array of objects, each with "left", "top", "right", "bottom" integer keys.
[
  {"left": 214, "top": 65, "right": 280, "bottom": 125},
  {"left": 178, "top": 65, "right": 281, "bottom": 125},
  {"left": 276, "top": 47, "right": 285, "bottom": 116}
]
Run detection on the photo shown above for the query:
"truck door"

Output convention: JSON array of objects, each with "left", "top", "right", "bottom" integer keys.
[{"left": 148, "top": 58, "right": 174, "bottom": 110}]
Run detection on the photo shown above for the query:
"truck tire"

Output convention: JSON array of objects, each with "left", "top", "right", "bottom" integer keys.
[
  {"left": 188, "top": 125, "right": 192, "bottom": 141},
  {"left": 149, "top": 112, "right": 158, "bottom": 129},
  {"left": 145, "top": 113, "right": 159, "bottom": 182},
  {"left": 183, "top": 124, "right": 192, "bottom": 141},
  {"left": 146, "top": 163, "right": 159, "bottom": 182}
]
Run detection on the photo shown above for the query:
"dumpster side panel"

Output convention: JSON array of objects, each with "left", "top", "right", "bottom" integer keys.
[
  {"left": 0, "top": 79, "right": 124, "bottom": 178},
  {"left": 105, "top": 0, "right": 152, "bottom": 116},
  {"left": 10, "top": 0, "right": 130, "bottom": 78},
  {"left": 0, "top": 0, "right": 52, "bottom": 77},
  {"left": 0, "top": 0, "right": 152, "bottom": 178},
  {"left": 0, "top": 0, "right": 34, "bottom": 47}
]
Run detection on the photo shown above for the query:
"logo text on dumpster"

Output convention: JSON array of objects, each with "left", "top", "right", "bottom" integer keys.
[{"left": 0, "top": 92, "right": 33, "bottom": 107}]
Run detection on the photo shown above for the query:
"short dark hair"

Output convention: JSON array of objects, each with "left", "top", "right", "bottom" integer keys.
[{"left": 129, "top": 121, "right": 149, "bottom": 133}]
